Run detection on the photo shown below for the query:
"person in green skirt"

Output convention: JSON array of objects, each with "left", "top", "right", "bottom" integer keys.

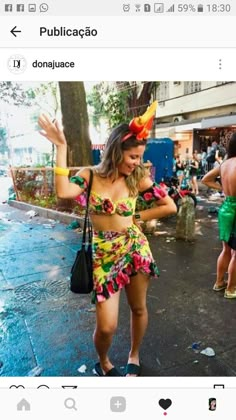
[{"left": 202, "top": 132, "right": 236, "bottom": 298}]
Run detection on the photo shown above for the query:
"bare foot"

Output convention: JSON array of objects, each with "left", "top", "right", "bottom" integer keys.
[{"left": 100, "top": 360, "right": 115, "bottom": 375}]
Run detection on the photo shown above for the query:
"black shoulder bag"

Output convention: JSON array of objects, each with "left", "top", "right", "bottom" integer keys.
[{"left": 70, "top": 169, "right": 93, "bottom": 293}]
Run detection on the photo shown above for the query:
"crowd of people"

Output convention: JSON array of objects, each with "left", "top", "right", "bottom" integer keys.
[
  {"left": 173, "top": 140, "right": 227, "bottom": 193},
  {"left": 173, "top": 152, "right": 201, "bottom": 194},
  {"left": 173, "top": 135, "right": 236, "bottom": 300}
]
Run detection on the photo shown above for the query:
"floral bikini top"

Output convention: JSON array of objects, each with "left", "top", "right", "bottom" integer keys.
[{"left": 70, "top": 175, "right": 167, "bottom": 217}]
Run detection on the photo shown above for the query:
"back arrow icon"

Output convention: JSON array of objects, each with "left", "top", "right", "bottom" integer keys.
[{"left": 11, "top": 26, "right": 22, "bottom": 37}]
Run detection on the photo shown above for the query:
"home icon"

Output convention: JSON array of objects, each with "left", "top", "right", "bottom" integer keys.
[{"left": 17, "top": 399, "right": 31, "bottom": 411}]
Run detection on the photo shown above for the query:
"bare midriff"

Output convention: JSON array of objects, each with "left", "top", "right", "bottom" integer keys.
[{"left": 91, "top": 214, "right": 134, "bottom": 232}]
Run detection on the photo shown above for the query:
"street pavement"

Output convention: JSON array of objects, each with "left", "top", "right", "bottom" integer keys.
[{"left": 0, "top": 189, "right": 236, "bottom": 377}]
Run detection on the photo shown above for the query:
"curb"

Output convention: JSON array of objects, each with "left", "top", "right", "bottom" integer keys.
[{"left": 8, "top": 200, "right": 84, "bottom": 226}]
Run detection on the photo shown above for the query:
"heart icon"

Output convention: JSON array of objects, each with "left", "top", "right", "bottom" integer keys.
[{"left": 159, "top": 399, "right": 172, "bottom": 410}]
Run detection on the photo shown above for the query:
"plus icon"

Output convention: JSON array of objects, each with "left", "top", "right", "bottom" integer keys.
[
  {"left": 110, "top": 396, "right": 126, "bottom": 412},
  {"left": 115, "top": 400, "right": 123, "bottom": 409}
]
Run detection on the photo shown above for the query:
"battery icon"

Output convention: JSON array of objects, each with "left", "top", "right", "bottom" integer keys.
[{"left": 197, "top": 4, "right": 204, "bottom": 12}]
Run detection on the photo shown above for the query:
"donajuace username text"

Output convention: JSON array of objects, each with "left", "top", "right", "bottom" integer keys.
[{"left": 32, "top": 60, "right": 75, "bottom": 69}]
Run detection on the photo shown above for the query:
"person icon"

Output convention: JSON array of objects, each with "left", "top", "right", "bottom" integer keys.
[{"left": 209, "top": 398, "right": 216, "bottom": 411}]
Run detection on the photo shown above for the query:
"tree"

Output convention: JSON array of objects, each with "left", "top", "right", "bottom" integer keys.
[
  {"left": 87, "top": 82, "right": 158, "bottom": 129},
  {"left": 123, "top": 81, "right": 158, "bottom": 117},
  {"left": 59, "top": 82, "right": 92, "bottom": 166}
]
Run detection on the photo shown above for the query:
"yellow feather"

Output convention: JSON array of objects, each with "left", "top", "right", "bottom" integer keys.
[{"left": 139, "top": 100, "right": 158, "bottom": 124}]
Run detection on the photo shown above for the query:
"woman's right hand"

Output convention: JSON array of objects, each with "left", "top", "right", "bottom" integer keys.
[{"left": 38, "top": 114, "right": 67, "bottom": 147}]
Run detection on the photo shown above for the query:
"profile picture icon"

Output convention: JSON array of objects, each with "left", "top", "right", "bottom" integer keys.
[{"left": 209, "top": 398, "right": 216, "bottom": 411}]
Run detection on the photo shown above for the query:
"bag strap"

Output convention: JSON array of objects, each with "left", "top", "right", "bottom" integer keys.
[{"left": 82, "top": 169, "right": 93, "bottom": 246}]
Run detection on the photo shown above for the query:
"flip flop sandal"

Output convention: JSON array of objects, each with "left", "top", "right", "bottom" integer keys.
[
  {"left": 94, "top": 362, "right": 122, "bottom": 376},
  {"left": 124, "top": 363, "right": 141, "bottom": 376},
  {"left": 213, "top": 284, "right": 227, "bottom": 291},
  {"left": 224, "top": 290, "right": 236, "bottom": 299}
]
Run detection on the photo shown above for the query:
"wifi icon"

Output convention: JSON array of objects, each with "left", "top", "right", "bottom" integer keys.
[{"left": 167, "top": 4, "right": 175, "bottom": 12}]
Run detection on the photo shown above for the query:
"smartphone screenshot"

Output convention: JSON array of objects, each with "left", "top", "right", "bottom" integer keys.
[{"left": 0, "top": 0, "right": 236, "bottom": 418}]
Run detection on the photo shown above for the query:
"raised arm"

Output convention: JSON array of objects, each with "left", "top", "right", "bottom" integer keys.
[
  {"left": 201, "top": 166, "right": 222, "bottom": 191},
  {"left": 38, "top": 114, "right": 89, "bottom": 199}
]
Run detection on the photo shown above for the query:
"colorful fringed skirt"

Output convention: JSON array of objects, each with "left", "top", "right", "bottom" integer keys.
[
  {"left": 218, "top": 196, "right": 236, "bottom": 249},
  {"left": 91, "top": 224, "right": 159, "bottom": 304}
]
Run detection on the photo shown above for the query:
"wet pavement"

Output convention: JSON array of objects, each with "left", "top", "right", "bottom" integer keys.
[{"left": 0, "top": 192, "right": 236, "bottom": 377}]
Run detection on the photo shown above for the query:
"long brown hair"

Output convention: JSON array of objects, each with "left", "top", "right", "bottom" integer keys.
[{"left": 95, "top": 123, "right": 147, "bottom": 196}]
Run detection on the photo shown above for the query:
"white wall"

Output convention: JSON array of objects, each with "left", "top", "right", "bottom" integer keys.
[{"left": 156, "top": 82, "right": 236, "bottom": 120}]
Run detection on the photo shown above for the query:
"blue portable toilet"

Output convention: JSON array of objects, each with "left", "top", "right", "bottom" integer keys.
[
  {"left": 143, "top": 138, "right": 174, "bottom": 182},
  {"left": 92, "top": 149, "right": 101, "bottom": 165}
]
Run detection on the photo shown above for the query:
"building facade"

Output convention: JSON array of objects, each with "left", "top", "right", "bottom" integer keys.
[{"left": 154, "top": 81, "right": 236, "bottom": 158}]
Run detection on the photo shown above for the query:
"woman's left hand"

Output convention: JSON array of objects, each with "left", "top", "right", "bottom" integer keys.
[{"left": 38, "top": 114, "right": 67, "bottom": 147}]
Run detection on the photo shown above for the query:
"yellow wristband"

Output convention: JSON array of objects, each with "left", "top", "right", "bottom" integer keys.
[{"left": 54, "top": 166, "right": 69, "bottom": 176}]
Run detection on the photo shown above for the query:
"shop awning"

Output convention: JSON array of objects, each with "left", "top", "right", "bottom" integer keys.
[
  {"left": 154, "top": 121, "right": 201, "bottom": 139},
  {"left": 174, "top": 122, "right": 202, "bottom": 131},
  {"left": 201, "top": 114, "right": 236, "bottom": 129}
]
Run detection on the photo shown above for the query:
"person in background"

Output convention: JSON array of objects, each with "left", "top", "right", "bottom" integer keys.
[
  {"left": 202, "top": 132, "right": 236, "bottom": 298},
  {"left": 38, "top": 101, "right": 177, "bottom": 376},
  {"left": 206, "top": 140, "right": 218, "bottom": 171},
  {"left": 210, "top": 150, "right": 225, "bottom": 198},
  {"left": 175, "top": 154, "right": 185, "bottom": 187},
  {"left": 199, "top": 148, "right": 207, "bottom": 176},
  {"left": 173, "top": 155, "right": 177, "bottom": 177},
  {"left": 189, "top": 152, "right": 199, "bottom": 195}
]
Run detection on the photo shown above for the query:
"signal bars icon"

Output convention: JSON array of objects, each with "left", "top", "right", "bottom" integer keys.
[{"left": 167, "top": 4, "right": 175, "bottom": 12}]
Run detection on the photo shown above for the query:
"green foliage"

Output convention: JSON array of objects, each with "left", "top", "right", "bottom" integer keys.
[
  {"left": 0, "top": 127, "right": 8, "bottom": 154},
  {"left": 12, "top": 167, "right": 82, "bottom": 213},
  {"left": 28, "top": 82, "right": 59, "bottom": 117},
  {"left": 20, "top": 193, "right": 57, "bottom": 209},
  {"left": 0, "top": 82, "right": 32, "bottom": 106},
  {"left": 105, "top": 91, "right": 130, "bottom": 128},
  {"left": 87, "top": 82, "right": 158, "bottom": 130},
  {"left": 14, "top": 168, "right": 57, "bottom": 209},
  {"left": 14, "top": 168, "right": 54, "bottom": 197},
  {"left": 87, "top": 82, "right": 130, "bottom": 129},
  {"left": 33, "top": 154, "right": 54, "bottom": 167}
]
